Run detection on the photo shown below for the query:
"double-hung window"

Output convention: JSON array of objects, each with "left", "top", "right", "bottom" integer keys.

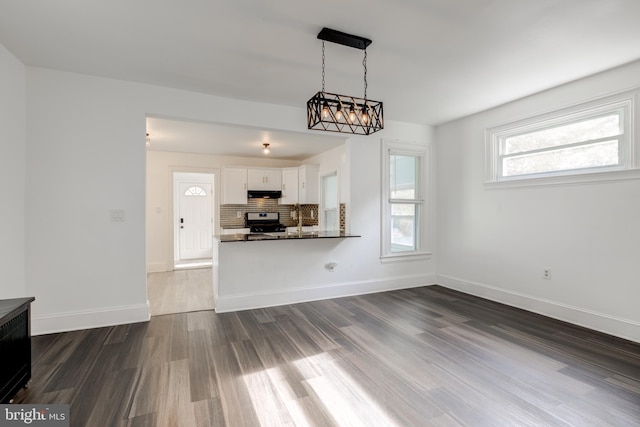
[
  {"left": 381, "top": 140, "right": 430, "bottom": 260},
  {"left": 322, "top": 172, "right": 339, "bottom": 231},
  {"left": 486, "top": 89, "right": 639, "bottom": 186}
]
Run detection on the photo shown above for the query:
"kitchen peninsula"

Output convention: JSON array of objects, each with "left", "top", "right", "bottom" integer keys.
[
  {"left": 213, "top": 157, "right": 364, "bottom": 313},
  {"left": 212, "top": 230, "right": 360, "bottom": 313}
]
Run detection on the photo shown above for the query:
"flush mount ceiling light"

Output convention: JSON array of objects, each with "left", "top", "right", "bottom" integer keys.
[
  {"left": 261, "top": 143, "right": 271, "bottom": 155},
  {"left": 307, "top": 27, "right": 384, "bottom": 136}
]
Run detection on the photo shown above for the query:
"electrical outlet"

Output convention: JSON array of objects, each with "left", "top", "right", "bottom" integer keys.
[
  {"left": 236, "top": 211, "right": 242, "bottom": 218},
  {"left": 543, "top": 269, "right": 551, "bottom": 280}
]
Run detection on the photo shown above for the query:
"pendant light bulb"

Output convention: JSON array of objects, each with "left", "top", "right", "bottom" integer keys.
[
  {"left": 335, "top": 105, "right": 343, "bottom": 121},
  {"left": 348, "top": 105, "right": 357, "bottom": 123},
  {"left": 262, "top": 143, "right": 271, "bottom": 155},
  {"left": 361, "top": 107, "right": 369, "bottom": 124},
  {"left": 321, "top": 101, "right": 330, "bottom": 119}
]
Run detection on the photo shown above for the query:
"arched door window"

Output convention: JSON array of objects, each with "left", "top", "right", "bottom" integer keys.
[{"left": 184, "top": 186, "right": 207, "bottom": 196}]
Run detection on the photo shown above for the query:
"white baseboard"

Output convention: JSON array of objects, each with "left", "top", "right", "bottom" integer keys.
[
  {"left": 32, "top": 303, "right": 150, "bottom": 336},
  {"left": 216, "top": 274, "right": 437, "bottom": 313},
  {"left": 147, "top": 262, "right": 170, "bottom": 273},
  {"left": 437, "top": 274, "right": 640, "bottom": 343}
]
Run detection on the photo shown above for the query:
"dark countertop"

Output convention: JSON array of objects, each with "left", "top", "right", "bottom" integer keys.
[{"left": 216, "top": 231, "right": 360, "bottom": 242}]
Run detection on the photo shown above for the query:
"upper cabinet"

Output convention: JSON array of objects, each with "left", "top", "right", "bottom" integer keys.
[
  {"left": 222, "top": 168, "right": 248, "bottom": 204},
  {"left": 298, "top": 164, "right": 319, "bottom": 204},
  {"left": 280, "top": 168, "right": 299, "bottom": 205},
  {"left": 221, "top": 166, "right": 319, "bottom": 205},
  {"left": 247, "top": 168, "right": 282, "bottom": 191}
]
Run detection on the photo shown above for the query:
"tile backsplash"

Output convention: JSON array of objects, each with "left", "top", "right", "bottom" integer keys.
[{"left": 220, "top": 200, "right": 319, "bottom": 229}]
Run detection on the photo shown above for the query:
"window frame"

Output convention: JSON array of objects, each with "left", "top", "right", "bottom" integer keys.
[
  {"left": 320, "top": 171, "right": 339, "bottom": 231},
  {"left": 485, "top": 89, "right": 640, "bottom": 188},
  {"left": 381, "top": 140, "right": 431, "bottom": 262}
]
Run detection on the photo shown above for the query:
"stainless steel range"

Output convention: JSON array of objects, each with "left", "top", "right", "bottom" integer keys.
[{"left": 245, "top": 212, "right": 287, "bottom": 233}]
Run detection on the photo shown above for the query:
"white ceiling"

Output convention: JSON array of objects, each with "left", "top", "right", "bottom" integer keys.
[
  {"left": 2, "top": 0, "right": 640, "bottom": 157},
  {"left": 146, "top": 117, "right": 346, "bottom": 160}
]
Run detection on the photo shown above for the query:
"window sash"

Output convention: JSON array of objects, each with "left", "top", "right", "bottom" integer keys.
[
  {"left": 390, "top": 203, "right": 418, "bottom": 253},
  {"left": 500, "top": 112, "right": 623, "bottom": 155},
  {"left": 500, "top": 134, "right": 622, "bottom": 161},
  {"left": 388, "top": 150, "right": 423, "bottom": 202},
  {"left": 323, "top": 207, "right": 338, "bottom": 231},
  {"left": 498, "top": 136, "right": 623, "bottom": 178},
  {"left": 501, "top": 140, "right": 620, "bottom": 178}
]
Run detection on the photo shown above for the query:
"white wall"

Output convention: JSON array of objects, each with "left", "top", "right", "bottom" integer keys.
[
  {"left": 436, "top": 59, "right": 640, "bottom": 342},
  {"left": 348, "top": 127, "right": 437, "bottom": 279},
  {"left": 25, "top": 66, "right": 435, "bottom": 334},
  {"left": 216, "top": 125, "right": 437, "bottom": 312},
  {"left": 0, "top": 43, "right": 26, "bottom": 299},
  {"left": 26, "top": 68, "right": 150, "bottom": 334},
  {"left": 147, "top": 150, "right": 300, "bottom": 272},
  {"left": 304, "top": 145, "right": 348, "bottom": 206}
]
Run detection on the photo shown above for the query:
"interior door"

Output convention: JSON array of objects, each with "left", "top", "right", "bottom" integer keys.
[{"left": 178, "top": 182, "right": 213, "bottom": 260}]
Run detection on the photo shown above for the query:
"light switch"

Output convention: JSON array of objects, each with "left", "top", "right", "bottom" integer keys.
[{"left": 110, "top": 209, "right": 126, "bottom": 222}]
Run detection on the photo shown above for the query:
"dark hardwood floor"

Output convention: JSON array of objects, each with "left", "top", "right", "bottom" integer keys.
[{"left": 14, "top": 286, "right": 640, "bottom": 426}]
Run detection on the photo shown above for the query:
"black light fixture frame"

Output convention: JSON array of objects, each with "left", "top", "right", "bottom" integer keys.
[
  {"left": 317, "top": 27, "right": 371, "bottom": 50},
  {"left": 307, "top": 28, "right": 384, "bottom": 136}
]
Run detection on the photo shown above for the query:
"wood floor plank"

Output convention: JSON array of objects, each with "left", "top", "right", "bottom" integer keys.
[
  {"left": 125, "top": 412, "right": 157, "bottom": 427},
  {"left": 251, "top": 336, "right": 310, "bottom": 400},
  {"left": 232, "top": 339, "right": 298, "bottom": 426},
  {"left": 125, "top": 365, "right": 163, "bottom": 419},
  {"left": 188, "top": 329, "right": 219, "bottom": 403},
  {"left": 193, "top": 398, "right": 225, "bottom": 427},
  {"left": 211, "top": 344, "right": 262, "bottom": 427},
  {"left": 13, "top": 284, "right": 640, "bottom": 426},
  {"left": 283, "top": 395, "right": 337, "bottom": 427},
  {"left": 156, "top": 359, "right": 197, "bottom": 427}
]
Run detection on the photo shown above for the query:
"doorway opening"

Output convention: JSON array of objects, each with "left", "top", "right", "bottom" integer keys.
[{"left": 145, "top": 170, "right": 217, "bottom": 317}]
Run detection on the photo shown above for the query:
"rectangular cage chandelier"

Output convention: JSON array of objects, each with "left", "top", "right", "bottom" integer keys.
[{"left": 307, "top": 28, "right": 384, "bottom": 135}]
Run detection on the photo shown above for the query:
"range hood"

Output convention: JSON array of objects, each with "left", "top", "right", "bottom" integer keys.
[{"left": 248, "top": 190, "right": 282, "bottom": 199}]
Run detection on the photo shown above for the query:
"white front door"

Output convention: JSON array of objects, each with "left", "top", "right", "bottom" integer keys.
[{"left": 178, "top": 182, "right": 213, "bottom": 260}]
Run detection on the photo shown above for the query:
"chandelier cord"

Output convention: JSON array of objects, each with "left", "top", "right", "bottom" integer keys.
[
  {"left": 322, "top": 41, "right": 326, "bottom": 92},
  {"left": 363, "top": 49, "right": 368, "bottom": 100}
]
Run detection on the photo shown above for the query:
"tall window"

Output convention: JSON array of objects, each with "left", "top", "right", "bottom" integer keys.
[
  {"left": 322, "top": 172, "right": 339, "bottom": 231},
  {"left": 486, "top": 89, "right": 639, "bottom": 185},
  {"left": 381, "top": 140, "right": 429, "bottom": 260}
]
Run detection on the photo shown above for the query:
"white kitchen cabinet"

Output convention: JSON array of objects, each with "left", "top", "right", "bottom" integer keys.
[
  {"left": 298, "top": 164, "right": 319, "bottom": 204},
  {"left": 248, "top": 168, "right": 282, "bottom": 191},
  {"left": 222, "top": 168, "right": 248, "bottom": 204},
  {"left": 280, "top": 167, "right": 299, "bottom": 205}
]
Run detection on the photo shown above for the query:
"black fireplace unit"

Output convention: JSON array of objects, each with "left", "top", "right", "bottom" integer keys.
[{"left": 0, "top": 297, "right": 35, "bottom": 403}]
